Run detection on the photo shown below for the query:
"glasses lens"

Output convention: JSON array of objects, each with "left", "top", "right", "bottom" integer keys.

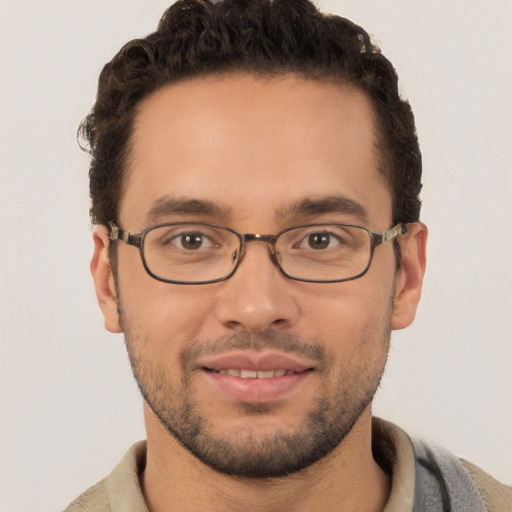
[
  {"left": 276, "top": 225, "right": 372, "bottom": 282},
  {"left": 142, "top": 224, "right": 240, "bottom": 283}
]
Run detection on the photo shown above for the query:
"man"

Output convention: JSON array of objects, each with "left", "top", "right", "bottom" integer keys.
[{"left": 66, "top": 0, "right": 511, "bottom": 511}]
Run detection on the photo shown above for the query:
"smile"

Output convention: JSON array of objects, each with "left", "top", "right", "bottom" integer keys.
[
  {"left": 203, "top": 367, "right": 312, "bottom": 403},
  {"left": 214, "top": 369, "right": 297, "bottom": 378},
  {"left": 197, "top": 351, "right": 317, "bottom": 402}
]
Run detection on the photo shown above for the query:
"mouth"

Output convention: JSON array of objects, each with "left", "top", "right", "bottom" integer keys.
[
  {"left": 198, "top": 351, "right": 315, "bottom": 403},
  {"left": 209, "top": 368, "right": 300, "bottom": 378}
]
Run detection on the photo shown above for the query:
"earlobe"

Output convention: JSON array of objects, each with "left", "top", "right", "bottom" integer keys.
[
  {"left": 90, "top": 225, "right": 123, "bottom": 334},
  {"left": 391, "top": 222, "right": 428, "bottom": 330}
]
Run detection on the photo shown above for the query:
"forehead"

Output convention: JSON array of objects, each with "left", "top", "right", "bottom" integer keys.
[{"left": 119, "top": 73, "right": 391, "bottom": 229}]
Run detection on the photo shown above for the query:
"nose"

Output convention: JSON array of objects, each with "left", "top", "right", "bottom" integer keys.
[{"left": 214, "top": 241, "right": 300, "bottom": 334}]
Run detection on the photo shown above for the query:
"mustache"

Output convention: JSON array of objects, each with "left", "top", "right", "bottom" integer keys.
[{"left": 180, "top": 330, "right": 328, "bottom": 369}]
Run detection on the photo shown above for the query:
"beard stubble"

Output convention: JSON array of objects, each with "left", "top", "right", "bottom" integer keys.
[{"left": 120, "top": 305, "right": 391, "bottom": 479}]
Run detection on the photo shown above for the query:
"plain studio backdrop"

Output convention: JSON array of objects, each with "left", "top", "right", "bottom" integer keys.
[{"left": 1, "top": 1, "right": 511, "bottom": 511}]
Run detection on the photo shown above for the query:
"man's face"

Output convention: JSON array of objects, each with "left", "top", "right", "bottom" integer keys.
[{"left": 94, "top": 74, "right": 422, "bottom": 477}]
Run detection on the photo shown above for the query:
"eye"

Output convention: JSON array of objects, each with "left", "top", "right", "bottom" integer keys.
[
  {"left": 299, "top": 231, "right": 341, "bottom": 250},
  {"left": 171, "top": 231, "right": 214, "bottom": 250}
]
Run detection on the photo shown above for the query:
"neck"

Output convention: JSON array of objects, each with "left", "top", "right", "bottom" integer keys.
[{"left": 141, "top": 405, "right": 390, "bottom": 512}]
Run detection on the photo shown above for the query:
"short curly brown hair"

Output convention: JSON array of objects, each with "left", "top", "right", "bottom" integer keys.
[{"left": 80, "top": 0, "right": 422, "bottom": 229}]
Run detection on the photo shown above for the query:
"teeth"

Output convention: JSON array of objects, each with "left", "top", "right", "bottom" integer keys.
[
  {"left": 240, "top": 369, "right": 258, "bottom": 378},
  {"left": 216, "top": 369, "right": 293, "bottom": 379}
]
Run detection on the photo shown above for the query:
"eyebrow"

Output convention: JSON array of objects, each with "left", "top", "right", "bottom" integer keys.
[
  {"left": 277, "top": 195, "right": 369, "bottom": 224},
  {"left": 145, "top": 196, "right": 233, "bottom": 224},
  {"left": 144, "top": 194, "right": 368, "bottom": 226}
]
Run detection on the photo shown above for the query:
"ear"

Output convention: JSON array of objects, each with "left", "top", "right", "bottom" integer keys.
[
  {"left": 90, "top": 225, "right": 123, "bottom": 333},
  {"left": 391, "top": 222, "right": 428, "bottom": 330}
]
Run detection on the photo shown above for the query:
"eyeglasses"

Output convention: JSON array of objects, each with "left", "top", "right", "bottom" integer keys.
[{"left": 109, "top": 221, "right": 406, "bottom": 285}]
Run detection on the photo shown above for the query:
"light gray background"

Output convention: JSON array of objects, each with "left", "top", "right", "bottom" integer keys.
[{"left": 1, "top": 1, "right": 511, "bottom": 511}]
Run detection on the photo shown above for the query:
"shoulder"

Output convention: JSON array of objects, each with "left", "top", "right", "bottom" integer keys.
[
  {"left": 373, "top": 418, "right": 511, "bottom": 512},
  {"left": 410, "top": 432, "right": 511, "bottom": 512},
  {"left": 63, "top": 441, "right": 148, "bottom": 512},
  {"left": 64, "top": 479, "right": 110, "bottom": 512},
  {"left": 460, "top": 459, "right": 512, "bottom": 512}
]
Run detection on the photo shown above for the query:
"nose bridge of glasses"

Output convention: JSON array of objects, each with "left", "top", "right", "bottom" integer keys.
[{"left": 239, "top": 233, "right": 279, "bottom": 264}]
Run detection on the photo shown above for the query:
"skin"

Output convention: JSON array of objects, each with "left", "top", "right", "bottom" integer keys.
[{"left": 91, "top": 74, "right": 427, "bottom": 512}]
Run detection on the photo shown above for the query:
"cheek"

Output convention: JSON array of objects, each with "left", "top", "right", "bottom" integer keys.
[
  {"left": 299, "top": 272, "right": 395, "bottom": 353},
  {"left": 118, "top": 271, "right": 217, "bottom": 352}
]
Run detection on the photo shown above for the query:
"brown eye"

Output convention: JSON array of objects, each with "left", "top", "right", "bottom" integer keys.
[
  {"left": 172, "top": 232, "right": 212, "bottom": 250},
  {"left": 307, "top": 233, "right": 332, "bottom": 250}
]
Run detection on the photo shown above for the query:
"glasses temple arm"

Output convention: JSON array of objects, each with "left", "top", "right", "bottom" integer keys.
[
  {"left": 373, "top": 223, "right": 407, "bottom": 246},
  {"left": 108, "top": 222, "right": 142, "bottom": 248}
]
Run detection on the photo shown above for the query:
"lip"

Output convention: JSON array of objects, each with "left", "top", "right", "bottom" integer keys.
[
  {"left": 198, "top": 351, "right": 315, "bottom": 403},
  {"left": 199, "top": 351, "right": 315, "bottom": 373}
]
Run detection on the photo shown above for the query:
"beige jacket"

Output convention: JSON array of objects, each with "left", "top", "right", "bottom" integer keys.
[{"left": 65, "top": 419, "right": 511, "bottom": 512}]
